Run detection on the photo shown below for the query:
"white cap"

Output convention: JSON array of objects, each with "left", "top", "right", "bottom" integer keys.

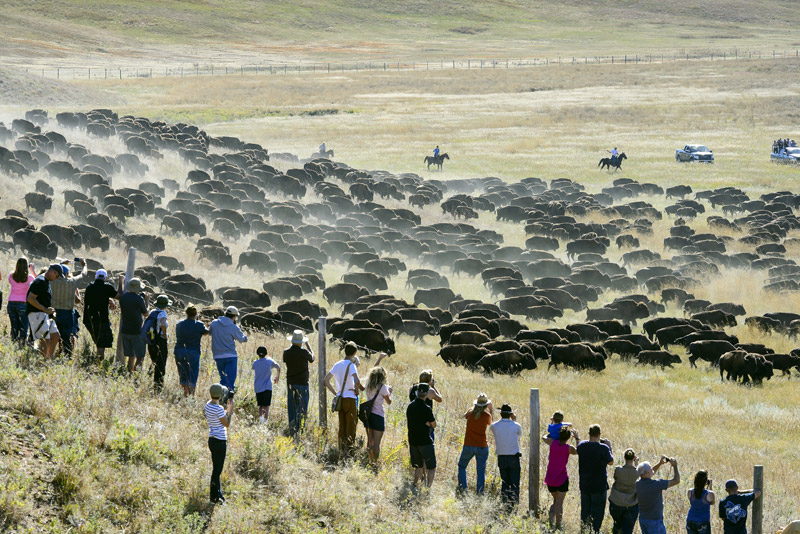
[
  {"left": 95, "top": 269, "right": 107, "bottom": 279},
  {"left": 225, "top": 305, "right": 239, "bottom": 316}
]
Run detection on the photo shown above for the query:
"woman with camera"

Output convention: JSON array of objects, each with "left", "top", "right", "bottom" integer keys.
[
  {"left": 686, "top": 470, "right": 715, "bottom": 534},
  {"left": 609, "top": 448, "right": 640, "bottom": 534},
  {"left": 543, "top": 426, "right": 579, "bottom": 530}
]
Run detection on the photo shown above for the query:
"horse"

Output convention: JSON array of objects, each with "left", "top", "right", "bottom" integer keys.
[
  {"left": 312, "top": 149, "right": 334, "bottom": 159},
  {"left": 424, "top": 152, "right": 449, "bottom": 170},
  {"left": 598, "top": 152, "right": 627, "bottom": 171}
]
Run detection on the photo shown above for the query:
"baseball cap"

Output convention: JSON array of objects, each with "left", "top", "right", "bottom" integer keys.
[
  {"left": 725, "top": 479, "right": 738, "bottom": 490},
  {"left": 209, "top": 383, "right": 228, "bottom": 400},
  {"left": 225, "top": 305, "right": 239, "bottom": 316},
  {"left": 95, "top": 268, "right": 107, "bottom": 279},
  {"left": 155, "top": 294, "right": 172, "bottom": 309},
  {"left": 415, "top": 383, "right": 430, "bottom": 398},
  {"left": 48, "top": 264, "right": 64, "bottom": 277},
  {"left": 61, "top": 264, "right": 70, "bottom": 276}
]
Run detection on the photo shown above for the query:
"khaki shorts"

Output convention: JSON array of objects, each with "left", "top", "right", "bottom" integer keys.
[{"left": 28, "top": 312, "right": 59, "bottom": 341}]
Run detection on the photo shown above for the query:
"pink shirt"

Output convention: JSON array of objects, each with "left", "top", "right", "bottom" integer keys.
[
  {"left": 545, "top": 439, "right": 571, "bottom": 487},
  {"left": 367, "top": 384, "right": 391, "bottom": 417},
  {"left": 8, "top": 274, "right": 34, "bottom": 302}
]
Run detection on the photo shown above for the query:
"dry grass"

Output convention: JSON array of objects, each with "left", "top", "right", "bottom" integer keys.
[{"left": 1, "top": 49, "right": 800, "bottom": 533}]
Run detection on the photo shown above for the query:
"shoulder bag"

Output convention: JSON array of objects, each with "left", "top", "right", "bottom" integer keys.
[{"left": 330, "top": 361, "right": 352, "bottom": 412}]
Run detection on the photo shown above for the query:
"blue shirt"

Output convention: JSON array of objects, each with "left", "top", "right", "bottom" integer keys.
[
  {"left": 548, "top": 422, "right": 565, "bottom": 439},
  {"left": 175, "top": 318, "right": 208, "bottom": 352},
  {"left": 252, "top": 357, "right": 279, "bottom": 393},
  {"left": 687, "top": 489, "right": 712, "bottom": 522}
]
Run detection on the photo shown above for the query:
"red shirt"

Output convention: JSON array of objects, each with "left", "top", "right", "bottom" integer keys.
[{"left": 464, "top": 411, "right": 491, "bottom": 447}]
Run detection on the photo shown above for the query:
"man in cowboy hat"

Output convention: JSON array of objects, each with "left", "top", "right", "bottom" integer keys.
[
  {"left": 491, "top": 403, "right": 522, "bottom": 508},
  {"left": 283, "top": 329, "right": 314, "bottom": 435},
  {"left": 26, "top": 263, "right": 65, "bottom": 359},
  {"left": 145, "top": 294, "right": 172, "bottom": 391},
  {"left": 209, "top": 305, "right": 248, "bottom": 399},
  {"left": 324, "top": 341, "right": 364, "bottom": 456},
  {"left": 83, "top": 268, "right": 120, "bottom": 362},
  {"left": 118, "top": 276, "right": 150, "bottom": 372}
]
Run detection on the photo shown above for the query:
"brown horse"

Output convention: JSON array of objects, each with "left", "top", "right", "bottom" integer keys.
[{"left": 424, "top": 152, "right": 449, "bottom": 170}]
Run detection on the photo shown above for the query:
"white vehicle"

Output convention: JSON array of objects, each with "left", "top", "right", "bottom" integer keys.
[
  {"left": 676, "top": 144, "right": 714, "bottom": 163},
  {"left": 771, "top": 146, "right": 800, "bottom": 164}
]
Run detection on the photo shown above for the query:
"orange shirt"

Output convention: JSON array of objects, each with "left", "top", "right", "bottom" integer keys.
[{"left": 464, "top": 411, "right": 491, "bottom": 447}]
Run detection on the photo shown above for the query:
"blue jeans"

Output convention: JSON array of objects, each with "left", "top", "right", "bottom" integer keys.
[
  {"left": 686, "top": 520, "right": 710, "bottom": 534},
  {"left": 175, "top": 348, "right": 200, "bottom": 388},
  {"left": 580, "top": 489, "right": 607, "bottom": 533},
  {"left": 55, "top": 309, "right": 76, "bottom": 355},
  {"left": 7, "top": 302, "right": 28, "bottom": 343},
  {"left": 497, "top": 454, "right": 521, "bottom": 506},
  {"left": 214, "top": 357, "right": 237, "bottom": 395},
  {"left": 287, "top": 385, "right": 309, "bottom": 435},
  {"left": 609, "top": 500, "right": 639, "bottom": 534},
  {"left": 640, "top": 518, "right": 667, "bottom": 534},
  {"left": 457, "top": 445, "right": 489, "bottom": 494}
]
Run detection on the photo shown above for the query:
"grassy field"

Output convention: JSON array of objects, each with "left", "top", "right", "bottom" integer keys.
[
  {"left": 1, "top": 3, "right": 800, "bottom": 531},
  {"left": 2, "top": 0, "right": 800, "bottom": 67}
]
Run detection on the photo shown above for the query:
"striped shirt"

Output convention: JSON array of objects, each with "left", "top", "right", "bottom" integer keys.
[
  {"left": 205, "top": 402, "right": 227, "bottom": 440},
  {"left": 50, "top": 276, "right": 84, "bottom": 310}
]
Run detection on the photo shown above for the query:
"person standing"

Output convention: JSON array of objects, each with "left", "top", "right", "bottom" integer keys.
[
  {"left": 408, "top": 369, "right": 443, "bottom": 439},
  {"left": 609, "top": 448, "right": 640, "bottom": 534},
  {"left": 205, "top": 383, "right": 233, "bottom": 504},
  {"left": 363, "top": 353, "right": 391, "bottom": 463},
  {"left": 26, "top": 264, "right": 64, "bottom": 359},
  {"left": 687, "top": 470, "right": 715, "bottom": 534},
  {"left": 636, "top": 456, "right": 681, "bottom": 534},
  {"left": 252, "top": 346, "right": 280, "bottom": 424},
  {"left": 174, "top": 305, "right": 209, "bottom": 397},
  {"left": 577, "top": 424, "right": 614, "bottom": 533},
  {"left": 283, "top": 329, "right": 314, "bottom": 435},
  {"left": 406, "top": 382, "right": 436, "bottom": 488},
  {"left": 490, "top": 403, "right": 522, "bottom": 508},
  {"left": 50, "top": 259, "right": 86, "bottom": 357},
  {"left": 144, "top": 295, "right": 171, "bottom": 391},
  {"left": 7, "top": 258, "right": 36, "bottom": 345},
  {"left": 324, "top": 341, "right": 363, "bottom": 456},
  {"left": 543, "top": 426, "right": 579, "bottom": 530},
  {"left": 117, "top": 276, "right": 149, "bottom": 373},
  {"left": 83, "top": 269, "right": 119, "bottom": 362},
  {"left": 457, "top": 393, "right": 493, "bottom": 496},
  {"left": 719, "top": 479, "right": 761, "bottom": 534},
  {"left": 209, "top": 306, "right": 248, "bottom": 399}
]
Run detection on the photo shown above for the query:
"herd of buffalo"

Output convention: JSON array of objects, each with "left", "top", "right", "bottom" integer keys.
[{"left": 1, "top": 108, "right": 800, "bottom": 384}]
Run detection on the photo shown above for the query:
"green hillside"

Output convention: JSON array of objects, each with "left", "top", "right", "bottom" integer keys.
[{"left": 2, "top": 0, "right": 800, "bottom": 64}]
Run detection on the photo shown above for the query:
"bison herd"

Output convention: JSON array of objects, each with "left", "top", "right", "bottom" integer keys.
[{"left": 2, "top": 109, "right": 800, "bottom": 383}]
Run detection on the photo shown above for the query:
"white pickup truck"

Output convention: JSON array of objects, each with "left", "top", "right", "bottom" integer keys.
[
  {"left": 771, "top": 146, "right": 800, "bottom": 164},
  {"left": 676, "top": 144, "right": 714, "bottom": 163}
]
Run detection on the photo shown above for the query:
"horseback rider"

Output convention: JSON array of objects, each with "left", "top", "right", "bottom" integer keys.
[
  {"left": 607, "top": 147, "right": 619, "bottom": 165},
  {"left": 433, "top": 145, "right": 440, "bottom": 158},
  {"left": 319, "top": 142, "right": 327, "bottom": 154}
]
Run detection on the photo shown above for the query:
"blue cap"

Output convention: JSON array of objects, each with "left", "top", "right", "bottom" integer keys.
[
  {"left": 48, "top": 264, "right": 64, "bottom": 277},
  {"left": 61, "top": 264, "right": 70, "bottom": 276}
]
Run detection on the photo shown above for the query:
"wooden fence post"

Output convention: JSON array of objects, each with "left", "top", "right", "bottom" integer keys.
[
  {"left": 318, "top": 316, "right": 327, "bottom": 429},
  {"left": 752, "top": 465, "right": 763, "bottom": 534},
  {"left": 114, "top": 248, "right": 137, "bottom": 364},
  {"left": 529, "top": 388, "right": 540, "bottom": 516}
]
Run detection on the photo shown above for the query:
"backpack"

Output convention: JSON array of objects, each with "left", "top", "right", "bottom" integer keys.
[{"left": 141, "top": 310, "right": 163, "bottom": 345}]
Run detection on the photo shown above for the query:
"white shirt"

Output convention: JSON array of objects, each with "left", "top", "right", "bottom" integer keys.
[
  {"left": 490, "top": 418, "right": 521, "bottom": 455},
  {"left": 366, "top": 384, "right": 391, "bottom": 417},
  {"left": 205, "top": 402, "right": 227, "bottom": 440},
  {"left": 330, "top": 359, "right": 358, "bottom": 399}
]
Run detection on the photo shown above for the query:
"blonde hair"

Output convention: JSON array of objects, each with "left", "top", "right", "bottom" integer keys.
[
  {"left": 366, "top": 366, "right": 386, "bottom": 394},
  {"left": 419, "top": 369, "right": 433, "bottom": 383}
]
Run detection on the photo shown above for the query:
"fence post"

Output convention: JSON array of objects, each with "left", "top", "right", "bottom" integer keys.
[
  {"left": 115, "top": 248, "right": 137, "bottom": 364},
  {"left": 57, "top": 68, "right": 60, "bottom": 79},
  {"left": 318, "top": 316, "right": 327, "bottom": 429},
  {"left": 529, "top": 388, "right": 540, "bottom": 516},
  {"left": 752, "top": 465, "right": 763, "bottom": 534}
]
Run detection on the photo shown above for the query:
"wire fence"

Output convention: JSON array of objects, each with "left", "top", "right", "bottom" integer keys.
[{"left": 12, "top": 48, "right": 800, "bottom": 81}]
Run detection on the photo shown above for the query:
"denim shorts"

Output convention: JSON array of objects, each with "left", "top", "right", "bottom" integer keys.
[{"left": 686, "top": 520, "right": 710, "bottom": 534}]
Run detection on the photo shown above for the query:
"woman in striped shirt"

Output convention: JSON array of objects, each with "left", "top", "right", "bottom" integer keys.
[{"left": 205, "top": 383, "right": 234, "bottom": 504}]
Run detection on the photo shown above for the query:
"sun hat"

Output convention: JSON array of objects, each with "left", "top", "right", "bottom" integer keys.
[
  {"left": 48, "top": 264, "right": 64, "bottom": 277},
  {"left": 209, "top": 383, "right": 228, "bottom": 400},
  {"left": 725, "top": 479, "right": 739, "bottom": 490},
  {"left": 225, "top": 305, "right": 239, "bottom": 316},
  {"left": 474, "top": 393, "right": 491, "bottom": 407},
  {"left": 500, "top": 404, "right": 514, "bottom": 416},
  {"left": 637, "top": 461, "right": 653, "bottom": 476},
  {"left": 287, "top": 329, "right": 308, "bottom": 344},
  {"left": 128, "top": 277, "right": 142, "bottom": 292},
  {"left": 155, "top": 294, "right": 172, "bottom": 309},
  {"left": 95, "top": 268, "right": 107, "bottom": 279}
]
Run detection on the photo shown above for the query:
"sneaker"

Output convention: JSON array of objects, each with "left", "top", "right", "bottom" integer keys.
[{"left": 258, "top": 415, "right": 267, "bottom": 425}]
